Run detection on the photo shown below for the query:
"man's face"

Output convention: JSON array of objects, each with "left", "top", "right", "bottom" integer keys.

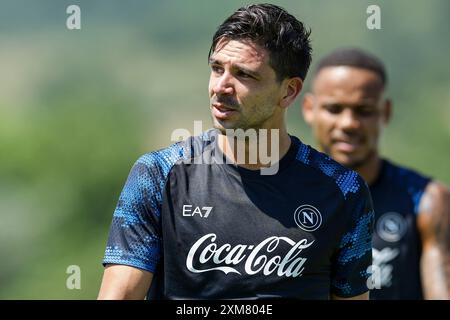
[
  {"left": 208, "top": 39, "right": 284, "bottom": 133},
  {"left": 303, "top": 66, "right": 390, "bottom": 169}
]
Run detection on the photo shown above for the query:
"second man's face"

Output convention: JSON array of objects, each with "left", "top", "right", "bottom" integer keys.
[
  {"left": 208, "top": 39, "right": 284, "bottom": 133},
  {"left": 303, "top": 66, "right": 390, "bottom": 169}
]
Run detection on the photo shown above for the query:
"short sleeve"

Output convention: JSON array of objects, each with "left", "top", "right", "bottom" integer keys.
[
  {"left": 331, "top": 178, "right": 374, "bottom": 297},
  {"left": 102, "top": 159, "right": 163, "bottom": 273}
]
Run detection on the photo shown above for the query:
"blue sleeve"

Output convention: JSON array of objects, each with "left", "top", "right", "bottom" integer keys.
[
  {"left": 102, "top": 158, "right": 164, "bottom": 273},
  {"left": 331, "top": 178, "right": 374, "bottom": 297}
]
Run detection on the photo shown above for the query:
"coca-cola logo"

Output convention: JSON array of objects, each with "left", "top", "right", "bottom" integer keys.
[
  {"left": 370, "top": 247, "right": 400, "bottom": 288},
  {"left": 186, "top": 233, "right": 314, "bottom": 277}
]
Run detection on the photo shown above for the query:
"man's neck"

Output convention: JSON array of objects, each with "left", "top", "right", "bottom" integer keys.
[
  {"left": 352, "top": 153, "right": 382, "bottom": 185},
  {"left": 218, "top": 127, "right": 291, "bottom": 171}
]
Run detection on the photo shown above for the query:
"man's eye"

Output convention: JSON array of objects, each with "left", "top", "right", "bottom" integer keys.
[
  {"left": 211, "top": 65, "right": 223, "bottom": 74},
  {"left": 237, "top": 71, "right": 252, "bottom": 79},
  {"left": 325, "top": 105, "right": 342, "bottom": 114},
  {"left": 356, "top": 107, "right": 376, "bottom": 117}
]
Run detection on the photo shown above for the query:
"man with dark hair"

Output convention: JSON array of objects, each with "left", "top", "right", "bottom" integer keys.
[
  {"left": 303, "top": 47, "right": 450, "bottom": 299},
  {"left": 98, "top": 5, "right": 374, "bottom": 300}
]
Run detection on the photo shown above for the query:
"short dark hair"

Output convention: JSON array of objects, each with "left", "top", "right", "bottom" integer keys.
[
  {"left": 315, "top": 47, "right": 387, "bottom": 86},
  {"left": 209, "top": 3, "right": 312, "bottom": 82}
]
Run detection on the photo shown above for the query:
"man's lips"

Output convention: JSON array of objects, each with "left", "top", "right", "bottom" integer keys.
[
  {"left": 211, "top": 103, "right": 238, "bottom": 120},
  {"left": 332, "top": 138, "right": 362, "bottom": 153}
]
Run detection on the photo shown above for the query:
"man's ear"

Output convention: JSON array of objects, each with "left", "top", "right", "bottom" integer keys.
[
  {"left": 383, "top": 98, "right": 392, "bottom": 125},
  {"left": 280, "top": 77, "right": 303, "bottom": 108},
  {"left": 302, "top": 93, "right": 315, "bottom": 125}
]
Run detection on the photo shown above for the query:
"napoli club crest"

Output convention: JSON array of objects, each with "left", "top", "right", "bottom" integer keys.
[
  {"left": 376, "top": 212, "right": 407, "bottom": 242},
  {"left": 294, "top": 205, "right": 322, "bottom": 232}
]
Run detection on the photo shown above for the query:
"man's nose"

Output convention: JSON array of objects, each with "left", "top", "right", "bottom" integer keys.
[
  {"left": 339, "top": 109, "right": 360, "bottom": 131},
  {"left": 212, "top": 72, "right": 234, "bottom": 95}
]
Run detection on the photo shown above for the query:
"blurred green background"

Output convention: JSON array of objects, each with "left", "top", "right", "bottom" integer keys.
[{"left": 0, "top": 0, "right": 449, "bottom": 299}]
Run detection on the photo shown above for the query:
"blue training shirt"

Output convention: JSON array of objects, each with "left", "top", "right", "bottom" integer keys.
[
  {"left": 103, "top": 129, "right": 374, "bottom": 299},
  {"left": 370, "top": 159, "right": 431, "bottom": 299}
]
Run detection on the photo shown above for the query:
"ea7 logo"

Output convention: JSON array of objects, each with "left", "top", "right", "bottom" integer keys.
[{"left": 182, "top": 205, "right": 213, "bottom": 218}]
